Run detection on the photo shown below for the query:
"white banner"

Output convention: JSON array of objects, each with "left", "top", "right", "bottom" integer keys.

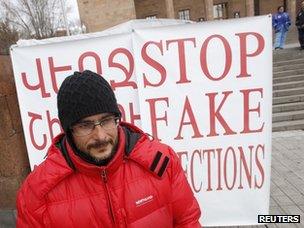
[
  {"left": 11, "top": 16, "right": 272, "bottom": 226},
  {"left": 11, "top": 33, "right": 141, "bottom": 167}
]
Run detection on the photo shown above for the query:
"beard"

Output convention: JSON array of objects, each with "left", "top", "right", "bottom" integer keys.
[
  {"left": 86, "top": 137, "right": 118, "bottom": 163},
  {"left": 68, "top": 131, "right": 119, "bottom": 166}
]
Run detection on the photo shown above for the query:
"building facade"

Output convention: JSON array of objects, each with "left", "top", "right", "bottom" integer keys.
[{"left": 77, "top": 0, "right": 302, "bottom": 32}]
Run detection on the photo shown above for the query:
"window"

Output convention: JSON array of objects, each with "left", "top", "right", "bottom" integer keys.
[
  {"left": 146, "top": 15, "right": 157, "bottom": 19},
  {"left": 178, "top": 9, "right": 190, "bottom": 20},
  {"left": 213, "top": 3, "right": 228, "bottom": 20}
]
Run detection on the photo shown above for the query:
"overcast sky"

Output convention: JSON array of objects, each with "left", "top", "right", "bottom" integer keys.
[{"left": 67, "top": 0, "right": 80, "bottom": 22}]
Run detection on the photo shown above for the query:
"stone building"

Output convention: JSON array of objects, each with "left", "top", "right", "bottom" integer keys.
[{"left": 77, "top": 0, "right": 303, "bottom": 33}]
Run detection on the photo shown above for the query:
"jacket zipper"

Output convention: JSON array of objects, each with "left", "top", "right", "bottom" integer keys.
[{"left": 101, "top": 169, "right": 116, "bottom": 225}]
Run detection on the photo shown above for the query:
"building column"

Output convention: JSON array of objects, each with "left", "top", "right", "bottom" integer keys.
[
  {"left": 204, "top": 0, "right": 214, "bottom": 20},
  {"left": 286, "top": 0, "right": 296, "bottom": 22},
  {"left": 245, "top": 0, "right": 254, "bottom": 17},
  {"left": 165, "top": 0, "right": 175, "bottom": 19}
]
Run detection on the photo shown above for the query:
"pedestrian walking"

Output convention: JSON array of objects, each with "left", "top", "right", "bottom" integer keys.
[
  {"left": 296, "top": 1, "right": 304, "bottom": 50},
  {"left": 272, "top": 5, "right": 291, "bottom": 49}
]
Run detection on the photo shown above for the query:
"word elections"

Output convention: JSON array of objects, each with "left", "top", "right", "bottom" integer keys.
[
  {"left": 20, "top": 32, "right": 264, "bottom": 97},
  {"left": 177, "top": 144, "right": 266, "bottom": 192}
]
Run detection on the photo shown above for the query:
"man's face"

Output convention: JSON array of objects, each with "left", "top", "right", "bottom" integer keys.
[
  {"left": 278, "top": 6, "right": 284, "bottom": 13},
  {"left": 71, "top": 113, "right": 119, "bottom": 163}
]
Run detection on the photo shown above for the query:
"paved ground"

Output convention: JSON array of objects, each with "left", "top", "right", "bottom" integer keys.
[
  {"left": 267, "top": 130, "right": 304, "bottom": 228},
  {"left": 1, "top": 130, "right": 304, "bottom": 227},
  {"left": 284, "top": 43, "right": 300, "bottom": 49}
]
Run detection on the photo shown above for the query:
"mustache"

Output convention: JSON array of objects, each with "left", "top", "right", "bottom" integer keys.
[{"left": 87, "top": 139, "right": 112, "bottom": 150}]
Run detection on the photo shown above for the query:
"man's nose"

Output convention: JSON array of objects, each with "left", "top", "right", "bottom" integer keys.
[{"left": 91, "top": 124, "right": 107, "bottom": 138}]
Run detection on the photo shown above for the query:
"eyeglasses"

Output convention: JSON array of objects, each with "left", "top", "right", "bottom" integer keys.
[{"left": 71, "top": 116, "right": 120, "bottom": 136}]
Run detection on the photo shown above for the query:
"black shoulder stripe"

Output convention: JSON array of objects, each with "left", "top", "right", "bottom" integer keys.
[
  {"left": 150, "top": 151, "right": 162, "bottom": 172},
  {"left": 157, "top": 156, "right": 169, "bottom": 177}
]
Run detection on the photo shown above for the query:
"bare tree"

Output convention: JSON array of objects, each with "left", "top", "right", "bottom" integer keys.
[
  {"left": 0, "top": 19, "right": 19, "bottom": 54},
  {"left": 0, "top": 0, "right": 68, "bottom": 39}
]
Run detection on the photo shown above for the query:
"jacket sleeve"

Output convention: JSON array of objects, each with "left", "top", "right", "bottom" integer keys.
[
  {"left": 16, "top": 182, "right": 45, "bottom": 228},
  {"left": 296, "top": 14, "right": 299, "bottom": 27},
  {"left": 295, "top": 13, "right": 303, "bottom": 27},
  {"left": 168, "top": 148, "right": 202, "bottom": 228},
  {"left": 272, "top": 14, "right": 277, "bottom": 29}
]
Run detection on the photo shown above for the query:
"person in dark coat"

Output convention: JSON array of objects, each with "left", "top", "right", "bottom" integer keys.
[{"left": 296, "top": 1, "right": 304, "bottom": 49}]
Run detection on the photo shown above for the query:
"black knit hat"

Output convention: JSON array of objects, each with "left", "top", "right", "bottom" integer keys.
[{"left": 57, "top": 70, "right": 121, "bottom": 132}]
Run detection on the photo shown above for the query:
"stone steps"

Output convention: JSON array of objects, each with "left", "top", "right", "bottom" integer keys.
[
  {"left": 284, "top": 26, "right": 298, "bottom": 44},
  {"left": 273, "top": 58, "right": 304, "bottom": 67},
  {"left": 273, "top": 87, "right": 304, "bottom": 97},
  {"left": 274, "top": 69, "right": 304, "bottom": 78},
  {"left": 273, "top": 80, "right": 304, "bottom": 90},
  {"left": 273, "top": 62, "right": 304, "bottom": 72},
  {"left": 273, "top": 74, "right": 304, "bottom": 84},
  {"left": 272, "top": 47, "right": 304, "bottom": 132},
  {"left": 273, "top": 101, "right": 304, "bottom": 113},
  {"left": 272, "top": 119, "right": 304, "bottom": 132},
  {"left": 273, "top": 48, "right": 304, "bottom": 62},
  {"left": 273, "top": 94, "right": 304, "bottom": 105},
  {"left": 273, "top": 110, "right": 304, "bottom": 122}
]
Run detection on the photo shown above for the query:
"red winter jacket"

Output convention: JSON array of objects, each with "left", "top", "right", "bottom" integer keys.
[{"left": 17, "top": 122, "right": 201, "bottom": 227}]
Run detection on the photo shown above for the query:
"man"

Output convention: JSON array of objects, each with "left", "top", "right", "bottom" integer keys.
[
  {"left": 16, "top": 70, "right": 201, "bottom": 227},
  {"left": 296, "top": 1, "right": 304, "bottom": 50},
  {"left": 272, "top": 5, "right": 291, "bottom": 49}
]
